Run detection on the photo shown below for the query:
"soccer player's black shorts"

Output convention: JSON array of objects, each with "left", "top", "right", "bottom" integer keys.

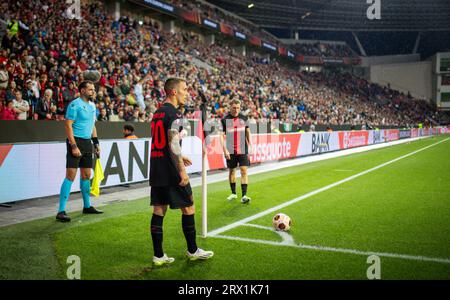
[
  {"left": 66, "top": 137, "right": 93, "bottom": 169},
  {"left": 226, "top": 154, "right": 250, "bottom": 169},
  {"left": 150, "top": 183, "right": 193, "bottom": 209}
]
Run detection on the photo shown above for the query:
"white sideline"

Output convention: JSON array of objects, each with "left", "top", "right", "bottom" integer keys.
[
  {"left": 207, "top": 137, "right": 450, "bottom": 237},
  {"left": 207, "top": 135, "right": 433, "bottom": 182},
  {"left": 186, "top": 136, "right": 434, "bottom": 196}
]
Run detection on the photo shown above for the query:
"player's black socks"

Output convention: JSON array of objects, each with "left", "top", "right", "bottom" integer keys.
[
  {"left": 182, "top": 214, "right": 198, "bottom": 254},
  {"left": 150, "top": 214, "right": 164, "bottom": 258},
  {"left": 242, "top": 184, "right": 248, "bottom": 197},
  {"left": 230, "top": 182, "right": 236, "bottom": 194}
]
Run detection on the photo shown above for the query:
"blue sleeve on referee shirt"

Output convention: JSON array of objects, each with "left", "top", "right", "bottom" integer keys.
[{"left": 65, "top": 101, "right": 78, "bottom": 120}]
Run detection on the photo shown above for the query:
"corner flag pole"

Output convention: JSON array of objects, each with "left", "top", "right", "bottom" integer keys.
[
  {"left": 201, "top": 142, "right": 207, "bottom": 238},
  {"left": 199, "top": 91, "right": 208, "bottom": 238}
]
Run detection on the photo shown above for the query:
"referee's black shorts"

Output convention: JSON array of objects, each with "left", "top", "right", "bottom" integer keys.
[
  {"left": 150, "top": 183, "right": 193, "bottom": 209},
  {"left": 226, "top": 154, "right": 250, "bottom": 169},
  {"left": 66, "top": 137, "right": 94, "bottom": 169}
]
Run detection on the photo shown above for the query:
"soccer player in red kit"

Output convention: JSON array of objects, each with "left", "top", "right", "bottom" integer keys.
[
  {"left": 149, "top": 78, "right": 213, "bottom": 266},
  {"left": 220, "top": 99, "right": 252, "bottom": 204}
]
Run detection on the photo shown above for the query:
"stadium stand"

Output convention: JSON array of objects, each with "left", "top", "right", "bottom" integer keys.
[{"left": 0, "top": 0, "right": 444, "bottom": 127}]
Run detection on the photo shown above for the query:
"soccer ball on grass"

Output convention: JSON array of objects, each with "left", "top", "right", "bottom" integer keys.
[{"left": 272, "top": 213, "right": 292, "bottom": 231}]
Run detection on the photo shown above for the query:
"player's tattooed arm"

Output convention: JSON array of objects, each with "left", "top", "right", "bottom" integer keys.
[
  {"left": 168, "top": 129, "right": 185, "bottom": 171},
  {"left": 168, "top": 129, "right": 189, "bottom": 186}
]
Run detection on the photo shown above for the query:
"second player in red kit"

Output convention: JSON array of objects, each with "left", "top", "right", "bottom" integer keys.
[{"left": 220, "top": 99, "right": 252, "bottom": 204}]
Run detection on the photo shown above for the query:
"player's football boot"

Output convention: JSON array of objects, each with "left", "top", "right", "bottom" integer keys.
[
  {"left": 226, "top": 194, "right": 238, "bottom": 201},
  {"left": 82, "top": 206, "right": 104, "bottom": 214},
  {"left": 153, "top": 254, "right": 175, "bottom": 266},
  {"left": 187, "top": 248, "right": 214, "bottom": 261},
  {"left": 241, "top": 196, "right": 251, "bottom": 204}
]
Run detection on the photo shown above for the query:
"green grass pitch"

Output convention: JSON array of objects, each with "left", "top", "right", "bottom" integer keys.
[{"left": 1, "top": 135, "right": 449, "bottom": 279}]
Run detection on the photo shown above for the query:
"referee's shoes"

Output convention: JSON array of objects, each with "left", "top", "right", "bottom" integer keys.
[
  {"left": 82, "top": 206, "right": 104, "bottom": 214},
  {"left": 56, "top": 207, "right": 103, "bottom": 222},
  {"left": 56, "top": 211, "right": 71, "bottom": 222}
]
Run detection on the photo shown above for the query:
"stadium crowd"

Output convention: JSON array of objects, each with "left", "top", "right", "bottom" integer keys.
[
  {"left": 291, "top": 42, "right": 357, "bottom": 58},
  {"left": 0, "top": 0, "right": 441, "bottom": 127},
  {"left": 166, "top": 0, "right": 281, "bottom": 46},
  {"left": 163, "top": 0, "right": 358, "bottom": 58}
]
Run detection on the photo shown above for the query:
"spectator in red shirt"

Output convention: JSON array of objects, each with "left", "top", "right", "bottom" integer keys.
[
  {"left": 0, "top": 100, "right": 18, "bottom": 120},
  {"left": 77, "top": 57, "right": 88, "bottom": 72},
  {"left": 0, "top": 49, "right": 8, "bottom": 66},
  {"left": 39, "top": 73, "right": 49, "bottom": 95}
]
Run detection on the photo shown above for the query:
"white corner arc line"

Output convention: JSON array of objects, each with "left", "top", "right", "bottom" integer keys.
[
  {"left": 212, "top": 234, "right": 450, "bottom": 265},
  {"left": 241, "top": 223, "right": 295, "bottom": 245},
  {"left": 208, "top": 137, "right": 450, "bottom": 237}
]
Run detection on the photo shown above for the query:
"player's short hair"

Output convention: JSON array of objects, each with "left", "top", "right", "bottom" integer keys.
[
  {"left": 230, "top": 99, "right": 241, "bottom": 106},
  {"left": 78, "top": 80, "right": 94, "bottom": 92},
  {"left": 123, "top": 124, "right": 135, "bottom": 132},
  {"left": 164, "top": 78, "right": 186, "bottom": 94}
]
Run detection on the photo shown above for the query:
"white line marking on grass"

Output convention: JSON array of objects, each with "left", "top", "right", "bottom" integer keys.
[
  {"left": 213, "top": 234, "right": 450, "bottom": 265},
  {"left": 241, "top": 223, "right": 295, "bottom": 245},
  {"left": 241, "top": 223, "right": 273, "bottom": 230},
  {"left": 208, "top": 137, "right": 450, "bottom": 237}
]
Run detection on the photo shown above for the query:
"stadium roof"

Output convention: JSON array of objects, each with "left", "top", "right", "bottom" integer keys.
[{"left": 205, "top": 0, "right": 450, "bottom": 32}]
